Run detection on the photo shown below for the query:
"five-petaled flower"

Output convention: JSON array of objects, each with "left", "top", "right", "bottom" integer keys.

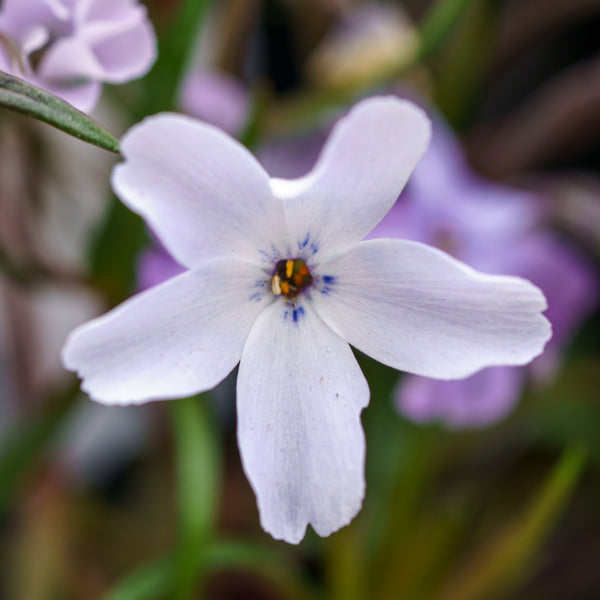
[
  {"left": 62, "top": 97, "right": 551, "bottom": 543},
  {"left": 0, "top": 0, "right": 156, "bottom": 112}
]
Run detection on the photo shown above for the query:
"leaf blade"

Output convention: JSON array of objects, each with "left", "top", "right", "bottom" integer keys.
[{"left": 0, "top": 71, "right": 120, "bottom": 153}]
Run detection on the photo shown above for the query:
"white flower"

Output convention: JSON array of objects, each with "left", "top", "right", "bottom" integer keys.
[{"left": 61, "top": 97, "right": 551, "bottom": 543}]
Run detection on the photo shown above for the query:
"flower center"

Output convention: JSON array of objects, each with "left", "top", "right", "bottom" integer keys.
[{"left": 271, "top": 259, "right": 312, "bottom": 297}]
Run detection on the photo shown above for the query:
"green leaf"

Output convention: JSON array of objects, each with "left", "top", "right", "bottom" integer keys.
[
  {"left": 169, "top": 397, "right": 220, "bottom": 599},
  {"left": 104, "top": 558, "right": 173, "bottom": 600},
  {"left": 525, "top": 359, "right": 600, "bottom": 464},
  {"left": 105, "top": 541, "right": 319, "bottom": 600},
  {"left": 203, "top": 541, "right": 321, "bottom": 600},
  {"left": 138, "top": 0, "right": 210, "bottom": 115},
  {"left": 435, "top": 0, "right": 497, "bottom": 128},
  {"left": 417, "top": 0, "right": 478, "bottom": 61},
  {"left": 0, "top": 71, "right": 119, "bottom": 153},
  {"left": 437, "top": 445, "right": 587, "bottom": 600}
]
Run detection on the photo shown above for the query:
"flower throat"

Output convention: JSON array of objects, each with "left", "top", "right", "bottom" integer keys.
[{"left": 271, "top": 259, "right": 312, "bottom": 297}]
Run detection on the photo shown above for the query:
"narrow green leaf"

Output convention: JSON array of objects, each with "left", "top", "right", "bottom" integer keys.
[
  {"left": 417, "top": 0, "right": 477, "bottom": 61},
  {"left": 107, "top": 397, "right": 220, "bottom": 600},
  {"left": 435, "top": 0, "right": 496, "bottom": 128},
  {"left": 0, "top": 71, "right": 119, "bottom": 152},
  {"left": 325, "top": 525, "right": 367, "bottom": 600},
  {"left": 238, "top": 83, "right": 272, "bottom": 151},
  {"left": 203, "top": 541, "right": 321, "bottom": 600},
  {"left": 438, "top": 445, "right": 587, "bottom": 600},
  {"left": 104, "top": 558, "right": 173, "bottom": 600},
  {"left": 139, "top": 0, "right": 210, "bottom": 115},
  {"left": 170, "top": 396, "right": 220, "bottom": 599},
  {"left": 105, "top": 541, "right": 319, "bottom": 600}
]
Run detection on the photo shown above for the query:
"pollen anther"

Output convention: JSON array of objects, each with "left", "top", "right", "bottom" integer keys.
[
  {"left": 272, "top": 275, "right": 282, "bottom": 295},
  {"left": 285, "top": 260, "right": 294, "bottom": 279}
]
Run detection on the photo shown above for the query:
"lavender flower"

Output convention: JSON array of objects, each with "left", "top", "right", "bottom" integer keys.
[
  {"left": 180, "top": 68, "right": 248, "bottom": 137},
  {"left": 371, "top": 121, "right": 598, "bottom": 428},
  {"left": 0, "top": 0, "right": 156, "bottom": 111}
]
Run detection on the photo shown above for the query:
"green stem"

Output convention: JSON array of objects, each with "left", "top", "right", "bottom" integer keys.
[{"left": 169, "top": 397, "right": 220, "bottom": 600}]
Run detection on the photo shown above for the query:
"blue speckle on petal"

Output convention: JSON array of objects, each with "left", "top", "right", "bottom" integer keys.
[
  {"left": 292, "top": 306, "right": 305, "bottom": 323},
  {"left": 319, "top": 274, "right": 336, "bottom": 296}
]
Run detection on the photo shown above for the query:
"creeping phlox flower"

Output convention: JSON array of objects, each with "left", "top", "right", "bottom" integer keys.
[
  {"left": 62, "top": 97, "right": 551, "bottom": 543},
  {"left": 0, "top": 0, "right": 156, "bottom": 112},
  {"left": 370, "top": 120, "right": 598, "bottom": 427}
]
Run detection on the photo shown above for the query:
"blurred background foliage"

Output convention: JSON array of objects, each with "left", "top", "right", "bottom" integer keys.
[{"left": 0, "top": 0, "right": 599, "bottom": 598}]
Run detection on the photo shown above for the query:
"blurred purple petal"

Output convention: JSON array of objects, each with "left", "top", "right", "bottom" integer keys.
[
  {"left": 0, "top": 0, "right": 59, "bottom": 32},
  {"left": 180, "top": 69, "right": 249, "bottom": 136},
  {"left": 258, "top": 129, "right": 328, "bottom": 178},
  {"left": 0, "top": 0, "right": 156, "bottom": 111},
  {"left": 82, "top": 7, "right": 156, "bottom": 83},
  {"left": 397, "top": 367, "right": 525, "bottom": 428},
  {"left": 137, "top": 246, "right": 186, "bottom": 291},
  {"left": 498, "top": 233, "right": 599, "bottom": 378},
  {"left": 403, "top": 117, "right": 472, "bottom": 197},
  {"left": 369, "top": 120, "right": 540, "bottom": 270},
  {"left": 39, "top": 35, "right": 106, "bottom": 80},
  {"left": 382, "top": 117, "right": 598, "bottom": 428}
]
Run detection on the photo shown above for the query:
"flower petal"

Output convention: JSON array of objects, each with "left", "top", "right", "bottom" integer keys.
[
  {"left": 496, "top": 232, "right": 599, "bottom": 378},
  {"left": 237, "top": 301, "right": 369, "bottom": 543},
  {"left": 397, "top": 367, "right": 524, "bottom": 428},
  {"left": 312, "top": 239, "right": 551, "bottom": 379},
  {"left": 62, "top": 258, "right": 270, "bottom": 404},
  {"left": 0, "top": 0, "right": 62, "bottom": 31},
  {"left": 112, "top": 114, "right": 289, "bottom": 267},
  {"left": 39, "top": 33, "right": 108, "bottom": 79},
  {"left": 270, "top": 96, "right": 431, "bottom": 260},
  {"left": 87, "top": 17, "right": 156, "bottom": 82},
  {"left": 42, "top": 76, "right": 102, "bottom": 113}
]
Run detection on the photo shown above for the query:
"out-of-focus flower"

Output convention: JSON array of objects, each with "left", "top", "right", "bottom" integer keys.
[
  {"left": 137, "top": 242, "right": 185, "bottom": 290},
  {"left": 307, "top": 2, "right": 418, "bottom": 91},
  {"left": 62, "top": 97, "right": 550, "bottom": 543},
  {"left": 180, "top": 68, "right": 248, "bottom": 137},
  {"left": 370, "top": 121, "right": 598, "bottom": 428},
  {"left": 258, "top": 128, "right": 329, "bottom": 180},
  {"left": 0, "top": 0, "right": 156, "bottom": 112}
]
